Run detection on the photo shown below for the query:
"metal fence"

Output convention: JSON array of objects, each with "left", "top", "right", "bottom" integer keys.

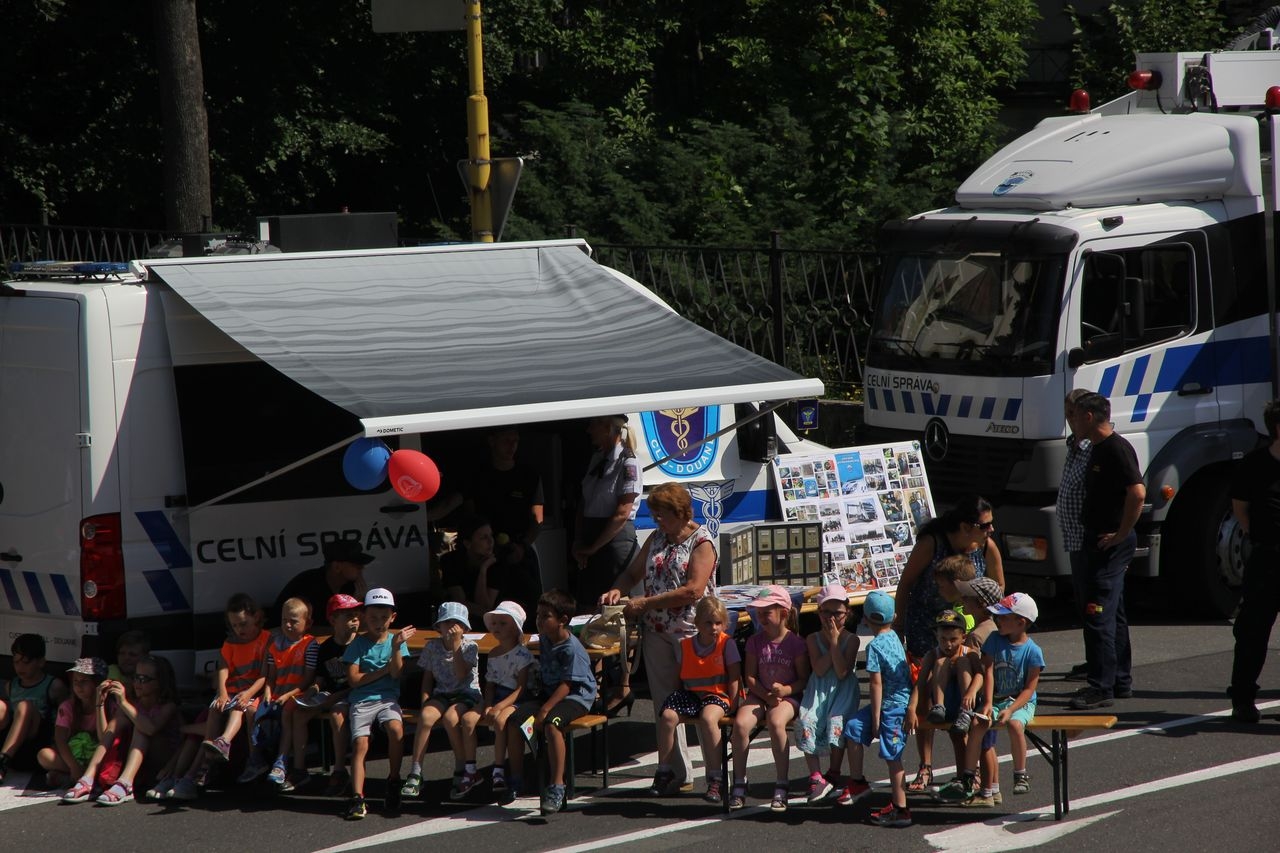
[{"left": 1, "top": 223, "right": 877, "bottom": 397}]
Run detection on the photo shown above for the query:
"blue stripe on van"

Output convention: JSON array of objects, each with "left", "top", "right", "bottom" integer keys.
[
  {"left": 901, "top": 391, "right": 915, "bottom": 414},
  {"left": 979, "top": 397, "right": 995, "bottom": 420},
  {"left": 1125, "top": 354, "right": 1150, "bottom": 396},
  {"left": 1003, "top": 398, "right": 1022, "bottom": 421},
  {"left": 142, "top": 569, "right": 191, "bottom": 613},
  {"left": 1133, "top": 393, "right": 1152, "bottom": 423},
  {"left": 958, "top": 396, "right": 973, "bottom": 418},
  {"left": 1098, "top": 365, "right": 1119, "bottom": 398},
  {"left": 136, "top": 510, "right": 193, "bottom": 569},
  {"left": 50, "top": 573, "right": 80, "bottom": 616},
  {"left": 0, "top": 569, "right": 21, "bottom": 610},
  {"left": 22, "top": 571, "right": 49, "bottom": 613}
]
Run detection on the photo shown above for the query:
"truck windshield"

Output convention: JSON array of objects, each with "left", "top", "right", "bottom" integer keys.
[{"left": 869, "top": 251, "right": 1066, "bottom": 376}]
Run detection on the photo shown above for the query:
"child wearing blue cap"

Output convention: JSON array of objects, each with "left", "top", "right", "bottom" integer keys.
[
  {"left": 402, "top": 600, "right": 483, "bottom": 801},
  {"left": 842, "top": 590, "right": 914, "bottom": 827}
]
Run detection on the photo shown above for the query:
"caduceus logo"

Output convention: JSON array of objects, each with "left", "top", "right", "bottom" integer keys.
[
  {"left": 396, "top": 475, "right": 423, "bottom": 500},
  {"left": 641, "top": 406, "right": 720, "bottom": 478}
]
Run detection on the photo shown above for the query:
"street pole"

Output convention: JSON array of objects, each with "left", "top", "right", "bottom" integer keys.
[{"left": 465, "top": 0, "right": 493, "bottom": 242}]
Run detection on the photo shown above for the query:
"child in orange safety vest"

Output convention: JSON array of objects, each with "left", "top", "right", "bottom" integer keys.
[
  {"left": 247, "top": 597, "right": 319, "bottom": 785},
  {"left": 651, "top": 595, "right": 741, "bottom": 803}
]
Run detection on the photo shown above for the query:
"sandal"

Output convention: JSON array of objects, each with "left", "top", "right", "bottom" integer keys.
[
  {"left": 62, "top": 777, "right": 95, "bottom": 803},
  {"left": 97, "top": 782, "right": 134, "bottom": 806},
  {"left": 906, "top": 764, "right": 933, "bottom": 793},
  {"left": 769, "top": 785, "right": 789, "bottom": 812},
  {"left": 728, "top": 783, "right": 748, "bottom": 810}
]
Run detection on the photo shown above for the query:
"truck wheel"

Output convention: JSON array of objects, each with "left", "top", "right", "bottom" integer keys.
[{"left": 1162, "top": 473, "right": 1244, "bottom": 617}]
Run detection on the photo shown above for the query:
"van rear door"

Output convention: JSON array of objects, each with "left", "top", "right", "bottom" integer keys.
[{"left": 0, "top": 294, "right": 85, "bottom": 661}]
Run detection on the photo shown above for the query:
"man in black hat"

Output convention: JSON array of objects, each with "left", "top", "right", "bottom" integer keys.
[{"left": 275, "top": 540, "right": 373, "bottom": 625}]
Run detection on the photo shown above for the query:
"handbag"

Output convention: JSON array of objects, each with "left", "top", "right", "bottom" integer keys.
[{"left": 580, "top": 602, "right": 628, "bottom": 649}]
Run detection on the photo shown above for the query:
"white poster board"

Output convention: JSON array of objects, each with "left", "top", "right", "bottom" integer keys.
[{"left": 770, "top": 440, "right": 935, "bottom": 595}]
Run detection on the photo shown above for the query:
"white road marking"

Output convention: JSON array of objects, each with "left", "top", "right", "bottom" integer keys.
[
  {"left": 925, "top": 750, "right": 1280, "bottom": 852},
  {"left": 0, "top": 772, "right": 63, "bottom": 812}
]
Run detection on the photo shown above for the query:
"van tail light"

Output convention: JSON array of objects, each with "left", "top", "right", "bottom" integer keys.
[{"left": 81, "top": 514, "right": 126, "bottom": 620}]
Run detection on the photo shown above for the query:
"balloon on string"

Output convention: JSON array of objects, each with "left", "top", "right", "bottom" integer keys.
[
  {"left": 388, "top": 449, "right": 441, "bottom": 502},
  {"left": 342, "top": 438, "right": 392, "bottom": 491}
]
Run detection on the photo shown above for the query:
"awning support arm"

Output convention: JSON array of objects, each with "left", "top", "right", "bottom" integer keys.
[{"left": 183, "top": 432, "right": 363, "bottom": 515}]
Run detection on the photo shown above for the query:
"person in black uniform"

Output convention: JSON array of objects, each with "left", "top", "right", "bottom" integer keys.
[
  {"left": 1228, "top": 399, "right": 1280, "bottom": 723},
  {"left": 1068, "top": 392, "right": 1145, "bottom": 711},
  {"left": 572, "top": 415, "right": 641, "bottom": 614},
  {"left": 275, "top": 540, "right": 373, "bottom": 626}
]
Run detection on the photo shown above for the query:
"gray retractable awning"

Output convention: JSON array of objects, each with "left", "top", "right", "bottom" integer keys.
[{"left": 141, "top": 240, "right": 823, "bottom": 435}]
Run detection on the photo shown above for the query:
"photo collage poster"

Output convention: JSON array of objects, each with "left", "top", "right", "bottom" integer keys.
[{"left": 770, "top": 440, "right": 935, "bottom": 594}]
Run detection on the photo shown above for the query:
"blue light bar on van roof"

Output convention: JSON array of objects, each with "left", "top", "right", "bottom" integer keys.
[{"left": 8, "top": 260, "right": 131, "bottom": 279}]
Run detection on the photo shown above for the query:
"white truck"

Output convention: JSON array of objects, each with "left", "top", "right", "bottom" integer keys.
[
  {"left": 860, "top": 41, "right": 1280, "bottom": 616},
  {"left": 0, "top": 240, "right": 820, "bottom": 682}
]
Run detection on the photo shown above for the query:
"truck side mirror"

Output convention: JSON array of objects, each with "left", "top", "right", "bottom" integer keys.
[{"left": 1068, "top": 347, "right": 1087, "bottom": 368}]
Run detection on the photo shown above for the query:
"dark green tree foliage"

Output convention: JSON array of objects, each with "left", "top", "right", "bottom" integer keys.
[
  {"left": 1, "top": 1, "right": 1037, "bottom": 247},
  {"left": 1067, "top": 0, "right": 1230, "bottom": 104}
]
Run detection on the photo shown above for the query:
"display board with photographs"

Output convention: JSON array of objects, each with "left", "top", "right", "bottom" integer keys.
[{"left": 771, "top": 440, "right": 935, "bottom": 595}]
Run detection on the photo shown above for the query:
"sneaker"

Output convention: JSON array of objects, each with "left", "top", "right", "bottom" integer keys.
[
  {"left": 868, "top": 803, "right": 913, "bottom": 827},
  {"left": 386, "top": 781, "right": 402, "bottom": 813},
  {"left": 400, "top": 773, "right": 423, "bottom": 798},
  {"left": 237, "top": 757, "right": 269, "bottom": 784},
  {"left": 770, "top": 785, "right": 789, "bottom": 812},
  {"left": 806, "top": 773, "right": 833, "bottom": 803},
  {"left": 498, "top": 777, "right": 520, "bottom": 805},
  {"left": 1069, "top": 687, "right": 1114, "bottom": 710},
  {"left": 649, "top": 769, "right": 676, "bottom": 796},
  {"left": 491, "top": 769, "right": 508, "bottom": 792},
  {"left": 146, "top": 777, "right": 176, "bottom": 800},
  {"left": 267, "top": 759, "right": 288, "bottom": 787},
  {"left": 1012, "top": 772, "right": 1031, "bottom": 795},
  {"left": 703, "top": 777, "right": 724, "bottom": 804},
  {"left": 169, "top": 777, "right": 199, "bottom": 801},
  {"left": 960, "top": 791, "right": 995, "bottom": 808},
  {"left": 837, "top": 778, "right": 871, "bottom": 806},
  {"left": 1232, "top": 703, "right": 1262, "bottom": 723},
  {"left": 540, "top": 783, "right": 566, "bottom": 816},
  {"left": 952, "top": 707, "right": 974, "bottom": 734},
  {"left": 452, "top": 770, "right": 480, "bottom": 800},
  {"left": 281, "top": 769, "right": 310, "bottom": 793},
  {"left": 202, "top": 737, "right": 231, "bottom": 763},
  {"left": 728, "top": 784, "right": 747, "bottom": 810},
  {"left": 344, "top": 795, "right": 367, "bottom": 820},
  {"left": 926, "top": 704, "right": 947, "bottom": 724},
  {"left": 935, "top": 774, "right": 977, "bottom": 803},
  {"left": 991, "top": 789, "right": 1003, "bottom": 804},
  {"left": 678, "top": 780, "right": 695, "bottom": 793}
]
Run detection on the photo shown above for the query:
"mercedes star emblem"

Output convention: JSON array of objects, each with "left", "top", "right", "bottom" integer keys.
[{"left": 924, "top": 418, "right": 950, "bottom": 462}]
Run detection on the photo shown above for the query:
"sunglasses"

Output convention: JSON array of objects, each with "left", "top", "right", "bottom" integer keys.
[
  {"left": 971, "top": 520, "right": 995, "bottom": 531},
  {"left": 132, "top": 673, "right": 156, "bottom": 684}
]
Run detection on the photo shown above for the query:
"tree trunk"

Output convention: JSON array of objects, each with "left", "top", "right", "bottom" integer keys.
[{"left": 152, "top": 0, "right": 212, "bottom": 232}]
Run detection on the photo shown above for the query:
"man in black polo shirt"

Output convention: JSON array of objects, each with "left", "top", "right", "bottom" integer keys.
[
  {"left": 1227, "top": 399, "right": 1280, "bottom": 723},
  {"left": 1069, "top": 392, "right": 1145, "bottom": 711}
]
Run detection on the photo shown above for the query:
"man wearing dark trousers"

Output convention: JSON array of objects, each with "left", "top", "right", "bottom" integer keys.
[
  {"left": 1228, "top": 399, "right": 1280, "bottom": 723},
  {"left": 1069, "top": 392, "right": 1145, "bottom": 711}
]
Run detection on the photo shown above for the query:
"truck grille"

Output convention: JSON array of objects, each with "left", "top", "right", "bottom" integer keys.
[{"left": 856, "top": 425, "right": 1034, "bottom": 502}]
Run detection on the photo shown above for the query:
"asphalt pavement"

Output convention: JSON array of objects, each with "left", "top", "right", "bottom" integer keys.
[{"left": 4, "top": 589, "right": 1280, "bottom": 852}]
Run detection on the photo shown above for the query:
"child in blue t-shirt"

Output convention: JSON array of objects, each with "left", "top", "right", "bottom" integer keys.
[
  {"left": 842, "top": 590, "right": 914, "bottom": 828},
  {"left": 502, "top": 589, "right": 597, "bottom": 817},
  {"left": 938, "top": 592, "right": 1045, "bottom": 805}
]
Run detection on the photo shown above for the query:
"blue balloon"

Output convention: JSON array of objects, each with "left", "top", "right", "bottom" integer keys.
[{"left": 342, "top": 438, "right": 392, "bottom": 490}]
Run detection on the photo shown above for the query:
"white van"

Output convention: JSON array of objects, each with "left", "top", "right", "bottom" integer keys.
[{"left": 0, "top": 241, "right": 820, "bottom": 684}]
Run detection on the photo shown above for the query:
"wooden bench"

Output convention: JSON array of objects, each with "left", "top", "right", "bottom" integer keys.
[{"left": 916, "top": 713, "right": 1118, "bottom": 820}]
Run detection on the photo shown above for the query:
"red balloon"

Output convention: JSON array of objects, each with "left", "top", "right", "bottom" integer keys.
[{"left": 387, "top": 449, "right": 441, "bottom": 502}]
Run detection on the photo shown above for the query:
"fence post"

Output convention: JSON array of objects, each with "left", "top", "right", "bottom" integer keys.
[{"left": 769, "top": 229, "right": 784, "bottom": 367}]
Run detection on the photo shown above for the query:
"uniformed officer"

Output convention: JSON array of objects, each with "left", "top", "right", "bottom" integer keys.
[{"left": 573, "top": 414, "right": 641, "bottom": 612}]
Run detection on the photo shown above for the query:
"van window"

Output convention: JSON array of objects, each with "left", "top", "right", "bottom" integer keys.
[
  {"left": 173, "top": 362, "right": 397, "bottom": 505},
  {"left": 1079, "top": 244, "right": 1195, "bottom": 362}
]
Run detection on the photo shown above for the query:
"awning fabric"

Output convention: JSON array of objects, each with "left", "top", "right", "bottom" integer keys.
[{"left": 141, "top": 240, "right": 823, "bottom": 436}]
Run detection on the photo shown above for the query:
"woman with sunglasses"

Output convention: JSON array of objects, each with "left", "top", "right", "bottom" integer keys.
[{"left": 891, "top": 493, "right": 1004, "bottom": 793}]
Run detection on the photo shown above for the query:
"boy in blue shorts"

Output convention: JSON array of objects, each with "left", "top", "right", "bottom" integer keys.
[
  {"left": 841, "top": 590, "right": 913, "bottom": 828},
  {"left": 502, "top": 589, "right": 597, "bottom": 817},
  {"left": 938, "top": 592, "right": 1044, "bottom": 804}
]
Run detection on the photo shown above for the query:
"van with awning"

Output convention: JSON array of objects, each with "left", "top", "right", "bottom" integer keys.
[{"left": 0, "top": 240, "right": 821, "bottom": 682}]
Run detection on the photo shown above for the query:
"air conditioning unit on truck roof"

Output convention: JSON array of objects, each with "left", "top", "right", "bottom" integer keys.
[
  {"left": 0, "top": 240, "right": 821, "bottom": 682},
  {"left": 859, "top": 36, "right": 1280, "bottom": 617}
]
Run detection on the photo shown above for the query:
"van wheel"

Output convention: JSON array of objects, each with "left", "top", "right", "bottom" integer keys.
[{"left": 1162, "top": 472, "right": 1244, "bottom": 618}]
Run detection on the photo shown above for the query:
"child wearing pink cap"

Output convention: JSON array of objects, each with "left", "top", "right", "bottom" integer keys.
[
  {"left": 729, "top": 585, "right": 810, "bottom": 812},
  {"left": 796, "top": 584, "right": 861, "bottom": 803}
]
